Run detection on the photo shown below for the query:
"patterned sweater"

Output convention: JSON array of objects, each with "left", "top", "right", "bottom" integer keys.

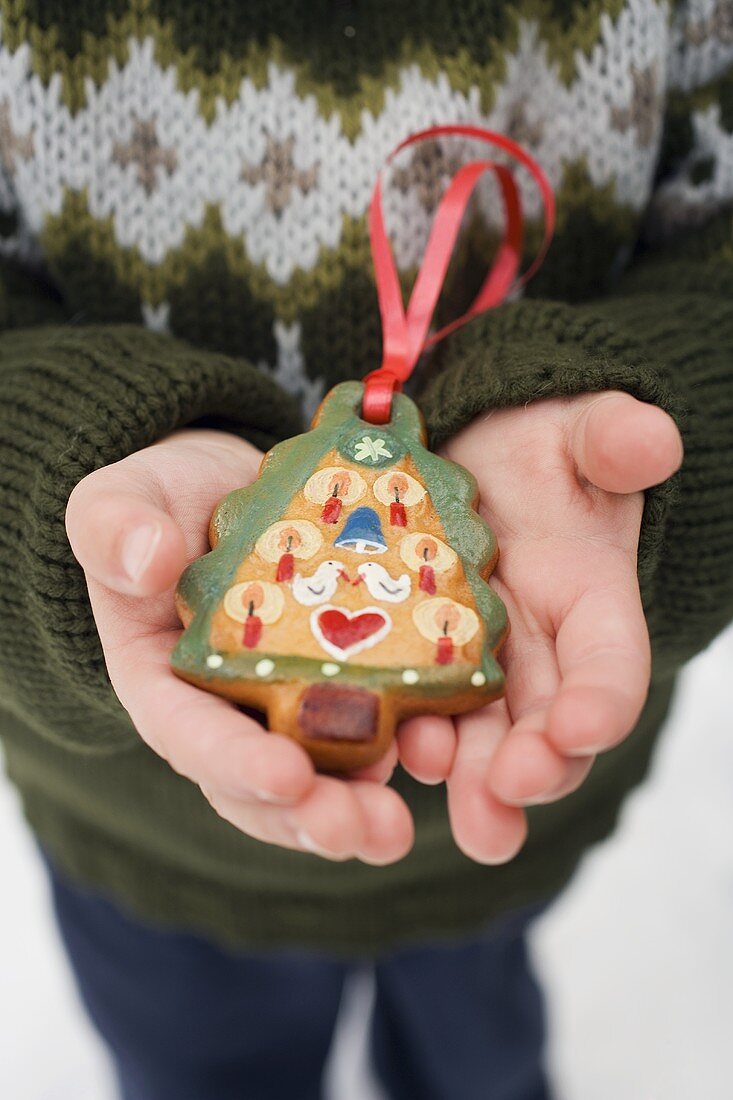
[{"left": 0, "top": 0, "right": 731, "bottom": 952}]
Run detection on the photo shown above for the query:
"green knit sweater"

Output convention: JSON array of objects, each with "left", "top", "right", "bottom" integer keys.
[{"left": 0, "top": 0, "right": 732, "bottom": 952}]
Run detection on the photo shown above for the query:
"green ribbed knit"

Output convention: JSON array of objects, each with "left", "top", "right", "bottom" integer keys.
[{"left": 0, "top": 1, "right": 732, "bottom": 951}]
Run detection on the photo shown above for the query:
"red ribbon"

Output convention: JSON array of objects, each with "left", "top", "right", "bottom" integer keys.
[{"left": 362, "top": 125, "right": 556, "bottom": 424}]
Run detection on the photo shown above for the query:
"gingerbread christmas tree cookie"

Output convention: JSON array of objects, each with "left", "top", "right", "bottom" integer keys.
[{"left": 172, "top": 382, "right": 507, "bottom": 770}]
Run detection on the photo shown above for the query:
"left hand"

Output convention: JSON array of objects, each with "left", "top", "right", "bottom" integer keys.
[
  {"left": 394, "top": 391, "right": 683, "bottom": 863},
  {"left": 66, "top": 429, "right": 414, "bottom": 866}
]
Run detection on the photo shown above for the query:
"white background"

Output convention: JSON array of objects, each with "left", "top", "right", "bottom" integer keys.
[{"left": 1, "top": 624, "right": 732, "bottom": 1099}]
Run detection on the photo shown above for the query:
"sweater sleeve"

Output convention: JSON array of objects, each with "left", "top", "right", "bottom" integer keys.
[
  {"left": 417, "top": 67, "right": 733, "bottom": 682},
  {"left": 0, "top": 314, "right": 301, "bottom": 755}
]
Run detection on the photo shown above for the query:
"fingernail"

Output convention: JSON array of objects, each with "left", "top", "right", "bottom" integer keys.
[
  {"left": 478, "top": 851, "right": 517, "bottom": 866},
  {"left": 121, "top": 524, "right": 161, "bottom": 582},
  {"left": 521, "top": 791, "right": 560, "bottom": 806},
  {"left": 495, "top": 781, "right": 562, "bottom": 807},
  {"left": 252, "top": 788, "right": 292, "bottom": 806},
  {"left": 294, "top": 828, "right": 338, "bottom": 859}
]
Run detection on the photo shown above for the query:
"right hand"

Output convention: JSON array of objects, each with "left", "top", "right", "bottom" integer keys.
[{"left": 66, "top": 429, "right": 417, "bottom": 864}]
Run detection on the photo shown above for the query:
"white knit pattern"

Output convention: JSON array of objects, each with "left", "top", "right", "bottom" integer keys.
[
  {"left": 648, "top": 100, "right": 733, "bottom": 237},
  {"left": 270, "top": 320, "right": 324, "bottom": 420},
  {"left": 670, "top": 0, "right": 733, "bottom": 91},
  {"left": 1, "top": 0, "right": 712, "bottom": 284},
  {"left": 0, "top": 0, "right": 730, "bottom": 387},
  {"left": 640, "top": 1, "right": 733, "bottom": 238}
]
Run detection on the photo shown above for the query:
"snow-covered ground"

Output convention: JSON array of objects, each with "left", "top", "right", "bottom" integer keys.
[{"left": 2, "top": 624, "right": 732, "bottom": 1099}]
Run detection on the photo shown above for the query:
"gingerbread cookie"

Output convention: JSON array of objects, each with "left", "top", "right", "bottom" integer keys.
[{"left": 171, "top": 381, "right": 507, "bottom": 771}]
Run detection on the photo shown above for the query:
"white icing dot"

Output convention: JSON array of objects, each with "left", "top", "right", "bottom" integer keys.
[
  {"left": 321, "top": 662, "right": 340, "bottom": 677},
  {"left": 255, "top": 659, "right": 275, "bottom": 677},
  {"left": 471, "top": 671, "right": 487, "bottom": 687},
  {"left": 402, "top": 669, "right": 419, "bottom": 685},
  {"left": 206, "top": 654, "right": 224, "bottom": 669}
]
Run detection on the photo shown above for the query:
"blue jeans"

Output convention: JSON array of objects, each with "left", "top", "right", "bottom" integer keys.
[{"left": 48, "top": 865, "right": 551, "bottom": 1100}]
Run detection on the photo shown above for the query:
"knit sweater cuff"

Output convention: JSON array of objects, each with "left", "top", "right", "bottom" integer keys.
[
  {"left": 0, "top": 325, "right": 300, "bottom": 754},
  {"left": 416, "top": 300, "right": 682, "bottom": 591}
]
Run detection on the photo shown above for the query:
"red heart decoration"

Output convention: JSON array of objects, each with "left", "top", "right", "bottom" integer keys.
[
  {"left": 311, "top": 605, "right": 391, "bottom": 660},
  {"left": 319, "top": 609, "right": 386, "bottom": 649}
]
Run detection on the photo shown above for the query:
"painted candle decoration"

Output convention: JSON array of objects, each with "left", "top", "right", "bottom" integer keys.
[
  {"left": 172, "top": 382, "right": 507, "bottom": 772},
  {"left": 254, "top": 520, "right": 322, "bottom": 583},
  {"left": 276, "top": 549, "right": 294, "bottom": 582},
  {"left": 399, "top": 532, "right": 457, "bottom": 596},
  {"left": 412, "top": 597, "right": 479, "bottom": 666},
  {"left": 304, "top": 466, "right": 366, "bottom": 526},
  {"left": 374, "top": 470, "right": 425, "bottom": 528},
  {"left": 222, "top": 581, "right": 285, "bottom": 650}
]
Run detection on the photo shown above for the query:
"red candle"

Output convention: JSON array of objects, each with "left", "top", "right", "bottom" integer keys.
[
  {"left": 436, "top": 636, "right": 454, "bottom": 665},
  {"left": 419, "top": 564, "right": 436, "bottom": 594},
  {"left": 390, "top": 501, "right": 407, "bottom": 527},
  {"left": 321, "top": 496, "right": 343, "bottom": 524},
  {"left": 243, "top": 615, "right": 263, "bottom": 649},
  {"left": 276, "top": 552, "right": 294, "bottom": 582}
]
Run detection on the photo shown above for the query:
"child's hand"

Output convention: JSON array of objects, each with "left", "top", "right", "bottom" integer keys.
[
  {"left": 65, "top": 430, "right": 415, "bottom": 864},
  {"left": 65, "top": 395, "right": 682, "bottom": 869},
  {"left": 396, "top": 392, "right": 683, "bottom": 864}
]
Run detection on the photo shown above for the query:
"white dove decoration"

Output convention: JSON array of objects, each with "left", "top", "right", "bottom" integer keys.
[
  {"left": 291, "top": 560, "right": 350, "bottom": 606},
  {"left": 355, "top": 561, "right": 412, "bottom": 604}
]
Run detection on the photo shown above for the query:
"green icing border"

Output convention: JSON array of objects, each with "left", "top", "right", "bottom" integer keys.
[{"left": 172, "top": 381, "right": 506, "bottom": 694}]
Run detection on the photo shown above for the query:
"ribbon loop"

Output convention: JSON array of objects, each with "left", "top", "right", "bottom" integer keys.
[{"left": 362, "top": 125, "right": 555, "bottom": 424}]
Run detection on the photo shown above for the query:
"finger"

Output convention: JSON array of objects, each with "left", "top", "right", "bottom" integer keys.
[
  {"left": 282, "top": 776, "right": 369, "bottom": 860},
  {"left": 67, "top": 484, "right": 187, "bottom": 597},
  {"left": 351, "top": 738, "right": 399, "bottom": 784},
  {"left": 484, "top": 607, "right": 570, "bottom": 806},
  {"left": 203, "top": 783, "right": 343, "bottom": 856},
  {"left": 66, "top": 430, "right": 262, "bottom": 598},
  {"left": 397, "top": 714, "right": 457, "bottom": 784},
  {"left": 202, "top": 789, "right": 307, "bottom": 852},
  {"left": 547, "top": 754, "right": 595, "bottom": 799},
  {"left": 110, "top": 632, "right": 316, "bottom": 805},
  {"left": 490, "top": 558, "right": 649, "bottom": 797},
  {"left": 209, "top": 776, "right": 364, "bottom": 860},
  {"left": 547, "top": 581, "right": 651, "bottom": 756},
  {"left": 487, "top": 710, "right": 594, "bottom": 805},
  {"left": 206, "top": 778, "right": 414, "bottom": 865},
  {"left": 570, "top": 392, "right": 683, "bottom": 494},
  {"left": 447, "top": 702, "right": 527, "bottom": 864},
  {"left": 349, "top": 781, "right": 415, "bottom": 864},
  {"left": 159, "top": 690, "right": 316, "bottom": 804}
]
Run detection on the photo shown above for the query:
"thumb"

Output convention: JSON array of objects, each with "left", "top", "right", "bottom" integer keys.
[
  {"left": 569, "top": 391, "right": 683, "bottom": 494},
  {"left": 67, "top": 429, "right": 264, "bottom": 597},
  {"left": 66, "top": 468, "right": 187, "bottom": 598},
  {"left": 66, "top": 430, "right": 264, "bottom": 597}
]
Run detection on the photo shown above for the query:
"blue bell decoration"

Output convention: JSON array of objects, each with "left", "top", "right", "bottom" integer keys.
[{"left": 334, "top": 507, "right": 388, "bottom": 554}]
